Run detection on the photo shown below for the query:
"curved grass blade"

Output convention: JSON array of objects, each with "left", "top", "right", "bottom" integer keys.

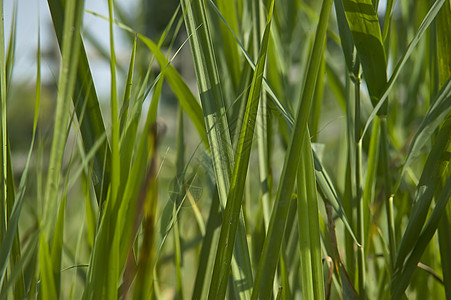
[
  {"left": 47, "top": 0, "right": 111, "bottom": 205},
  {"left": 138, "top": 35, "right": 207, "bottom": 144},
  {"left": 392, "top": 116, "right": 451, "bottom": 297},
  {"left": 361, "top": 0, "right": 446, "bottom": 138},
  {"left": 392, "top": 169, "right": 451, "bottom": 299},
  {"left": 397, "top": 78, "right": 451, "bottom": 190},
  {"left": 208, "top": 1, "right": 274, "bottom": 297},
  {"left": 251, "top": 0, "right": 334, "bottom": 297},
  {"left": 342, "top": 0, "right": 387, "bottom": 105}
]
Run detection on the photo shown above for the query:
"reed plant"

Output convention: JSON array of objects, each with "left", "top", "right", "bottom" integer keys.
[{"left": 1, "top": 0, "right": 450, "bottom": 299}]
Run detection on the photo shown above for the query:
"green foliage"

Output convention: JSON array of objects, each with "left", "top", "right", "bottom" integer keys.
[{"left": 1, "top": 0, "right": 450, "bottom": 299}]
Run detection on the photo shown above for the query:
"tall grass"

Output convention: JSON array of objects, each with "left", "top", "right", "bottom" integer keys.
[{"left": 1, "top": 0, "right": 450, "bottom": 299}]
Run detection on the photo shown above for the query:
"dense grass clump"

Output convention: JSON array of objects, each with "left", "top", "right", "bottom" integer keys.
[{"left": 1, "top": 0, "right": 450, "bottom": 299}]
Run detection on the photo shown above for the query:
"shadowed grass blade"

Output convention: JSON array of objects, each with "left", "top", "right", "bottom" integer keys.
[
  {"left": 362, "top": 0, "right": 446, "bottom": 137},
  {"left": 392, "top": 116, "right": 451, "bottom": 298},
  {"left": 342, "top": 0, "right": 387, "bottom": 105},
  {"left": 398, "top": 78, "right": 451, "bottom": 190}
]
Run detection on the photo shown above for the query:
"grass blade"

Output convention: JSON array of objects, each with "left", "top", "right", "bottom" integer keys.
[
  {"left": 342, "top": 0, "right": 387, "bottom": 105},
  {"left": 43, "top": 0, "right": 84, "bottom": 239},
  {"left": 392, "top": 116, "right": 451, "bottom": 298},
  {"left": 361, "top": 0, "right": 446, "bottom": 137},
  {"left": 251, "top": 0, "right": 333, "bottom": 297},
  {"left": 119, "top": 35, "right": 137, "bottom": 135},
  {"left": 39, "top": 233, "right": 57, "bottom": 299},
  {"left": 437, "top": 0, "right": 451, "bottom": 88},
  {"left": 138, "top": 35, "right": 207, "bottom": 144},
  {"left": 191, "top": 190, "right": 221, "bottom": 300},
  {"left": 208, "top": 1, "right": 274, "bottom": 297},
  {"left": 297, "top": 128, "right": 325, "bottom": 300},
  {"left": 398, "top": 78, "right": 451, "bottom": 190},
  {"left": 438, "top": 200, "right": 451, "bottom": 299},
  {"left": 47, "top": 0, "right": 111, "bottom": 205},
  {"left": 180, "top": 0, "right": 254, "bottom": 296}
]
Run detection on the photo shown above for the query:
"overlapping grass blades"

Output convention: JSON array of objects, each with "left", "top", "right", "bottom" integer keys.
[
  {"left": 180, "top": 0, "right": 253, "bottom": 297},
  {"left": 251, "top": 0, "right": 333, "bottom": 298},
  {"left": 297, "top": 128, "right": 325, "bottom": 300},
  {"left": 47, "top": 0, "right": 111, "bottom": 205},
  {"left": 2, "top": 0, "right": 451, "bottom": 298},
  {"left": 208, "top": 1, "right": 274, "bottom": 298}
]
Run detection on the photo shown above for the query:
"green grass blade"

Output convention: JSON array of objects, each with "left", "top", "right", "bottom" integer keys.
[
  {"left": 47, "top": 0, "right": 111, "bottom": 205},
  {"left": 393, "top": 116, "right": 451, "bottom": 295},
  {"left": 362, "top": 0, "right": 446, "bottom": 137},
  {"left": 437, "top": 0, "right": 451, "bottom": 88},
  {"left": 362, "top": 116, "right": 379, "bottom": 249},
  {"left": 216, "top": 0, "right": 241, "bottom": 91},
  {"left": 180, "top": 0, "right": 235, "bottom": 201},
  {"left": 180, "top": 0, "right": 254, "bottom": 296},
  {"left": 334, "top": 0, "right": 356, "bottom": 73},
  {"left": 251, "top": 0, "right": 333, "bottom": 297},
  {"left": 0, "top": 0, "right": 8, "bottom": 248},
  {"left": 108, "top": 0, "right": 120, "bottom": 215},
  {"left": 438, "top": 200, "right": 451, "bottom": 299},
  {"left": 39, "top": 233, "right": 57, "bottom": 299},
  {"left": 208, "top": 2, "right": 357, "bottom": 245},
  {"left": 0, "top": 16, "right": 42, "bottom": 289},
  {"left": 0, "top": 232, "right": 39, "bottom": 298},
  {"left": 342, "top": 0, "right": 387, "bottom": 105},
  {"left": 174, "top": 105, "right": 185, "bottom": 299},
  {"left": 50, "top": 194, "right": 66, "bottom": 295},
  {"left": 43, "top": 0, "right": 84, "bottom": 239},
  {"left": 297, "top": 128, "right": 325, "bottom": 300},
  {"left": 398, "top": 78, "right": 451, "bottom": 190},
  {"left": 206, "top": 0, "right": 295, "bottom": 128},
  {"left": 208, "top": 1, "right": 273, "bottom": 298},
  {"left": 119, "top": 35, "right": 137, "bottom": 135},
  {"left": 392, "top": 166, "right": 451, "bottom": 299},
  {"left": 138, "top": 35, "right": 207, "bottom": 144},
  {"left": 5, "top": 1, "right": 17, "bottom": 89},
  {"left": 192, "top": 189, "right": 221, "bottom": 300},
  {"left": 313, "top": 151, "right": 360, "bottom": 245}
]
